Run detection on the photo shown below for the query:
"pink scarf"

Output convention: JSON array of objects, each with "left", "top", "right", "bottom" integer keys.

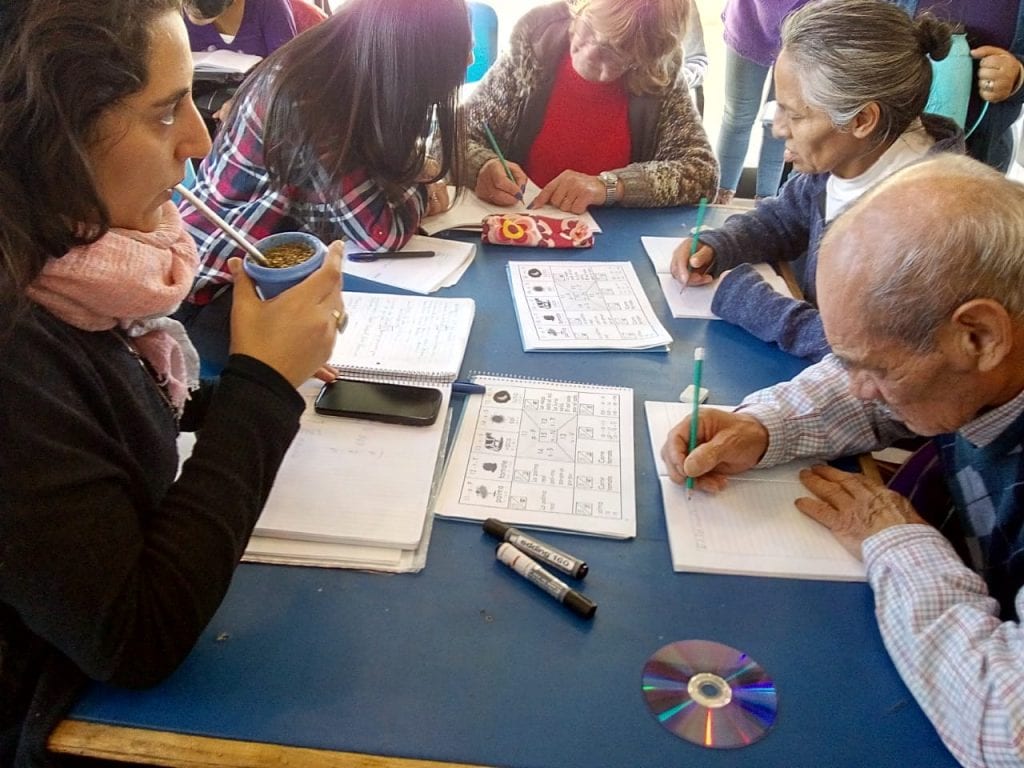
[{"left": 27, "top": 201, "right": 201, "bottom": 413}]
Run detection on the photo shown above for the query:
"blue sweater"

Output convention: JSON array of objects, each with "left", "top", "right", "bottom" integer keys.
[{"left": 701, "top": 114, "right": 964, "bottom": 361}]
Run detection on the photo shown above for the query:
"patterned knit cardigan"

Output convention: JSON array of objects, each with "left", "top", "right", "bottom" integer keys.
[{"left": 461, "top": 2, "right": 719, "bottom": 207}]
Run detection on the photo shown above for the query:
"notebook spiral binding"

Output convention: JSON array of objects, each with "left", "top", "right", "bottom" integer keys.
[
  {"left": 334, "top": 366, "right": 454, "bottom": 385},
  {"left": 467, "top": 371, "right": 631, "bottom": 391}
]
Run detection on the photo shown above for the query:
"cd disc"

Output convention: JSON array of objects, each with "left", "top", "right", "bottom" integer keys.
[{"left": 641, "top": 639, "right": 777, "bottom": 749}]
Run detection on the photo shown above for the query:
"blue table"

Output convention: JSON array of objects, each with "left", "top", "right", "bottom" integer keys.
[{"left": 50, "top": 206, "right": 958, "bottom": 768}]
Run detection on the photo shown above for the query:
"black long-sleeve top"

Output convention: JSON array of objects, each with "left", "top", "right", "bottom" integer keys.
[{"left": 0, "top": 303, "right": 304, "bottom": 767}]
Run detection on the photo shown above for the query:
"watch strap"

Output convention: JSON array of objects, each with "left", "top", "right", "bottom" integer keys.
[{"left": 599, "top": 172, "right": 618, "bottom": 206}]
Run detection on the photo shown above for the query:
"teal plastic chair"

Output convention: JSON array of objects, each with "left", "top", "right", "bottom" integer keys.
[{"left": 466, "top": 2, "right": 498, "bottom": 83}]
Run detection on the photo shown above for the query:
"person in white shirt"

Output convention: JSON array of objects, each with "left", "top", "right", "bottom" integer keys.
[{"left": 669, "top": 0, "right": 965, "bottom": 362}]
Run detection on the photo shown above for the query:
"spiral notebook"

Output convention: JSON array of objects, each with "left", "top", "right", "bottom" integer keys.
[
  {"left": 436, "top": 374, "right": 636, "bottom": 539},
  {"left": 330, "top": 292, "right": 476, "bottom": 384}
]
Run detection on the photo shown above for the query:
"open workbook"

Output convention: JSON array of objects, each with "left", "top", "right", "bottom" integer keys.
[
  {"left": 641, "top": 236, "right": 794, "bottom": 319},
  {"left": 329, "top": 292, "right": 475, "bottom": 382},
  {"left": 644, "top": 401, "right": 865, "bottom": 581},
  {"left": 436, "top": 375, "right": 636, "bottom": 539},
  {"left": 420, "top": 184, "right": 602, "bottom": 235}
]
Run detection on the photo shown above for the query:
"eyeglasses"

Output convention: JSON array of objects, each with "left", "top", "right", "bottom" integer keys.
[{"left": 570, "top": 12, "right": 627, "bottom": 69}]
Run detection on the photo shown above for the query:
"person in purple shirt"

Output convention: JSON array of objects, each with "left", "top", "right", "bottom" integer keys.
[
  {"left": 183, "top": 0, "right": 296, "bottom": 57},
  {"left": 714, "top": 0, "right": 814, "bottom": 204},
  {"left": 889, "top": 0, "right": 1024, "bottom": 173},
  {"left": 184, "top": 0, "right": 298, "bottom": 133}
]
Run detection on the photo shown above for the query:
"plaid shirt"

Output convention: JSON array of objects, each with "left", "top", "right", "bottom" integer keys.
[
  {"left": 180, "top": 80, "right": 428, "bottom": 305},
  {"left": 742, "top": 354, "right": 1024, "bottom": 767}
]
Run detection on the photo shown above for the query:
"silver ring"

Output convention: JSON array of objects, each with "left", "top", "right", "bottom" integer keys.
[{"left": 984, "top": 78, "right": 994, "bottom": 91}]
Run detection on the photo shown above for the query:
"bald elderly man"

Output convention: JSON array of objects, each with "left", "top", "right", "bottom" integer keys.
[{"left": 662, "top": 153, "right": 1024, "bottom": 768}]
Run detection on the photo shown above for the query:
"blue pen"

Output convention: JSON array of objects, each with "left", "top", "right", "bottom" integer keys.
[{"left": 452, "top": 380, "right": 486, "bottom": 396}]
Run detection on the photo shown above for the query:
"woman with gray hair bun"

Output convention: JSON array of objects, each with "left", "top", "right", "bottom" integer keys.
[{"left": 669, "top": 0, "right": 965, "bottom": 362}]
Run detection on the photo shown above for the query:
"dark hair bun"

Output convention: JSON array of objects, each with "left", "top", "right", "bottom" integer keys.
[{"left": 916, "top": 13, "right": 953, "bottom": 62}]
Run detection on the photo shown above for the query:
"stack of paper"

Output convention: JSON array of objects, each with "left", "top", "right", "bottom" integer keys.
[
  {"left": 343, "top": 235, "right": 476, "bottom": 294},
  {"left": 644, "top": 400, "right": 864, "bottom": 581},
  {"left": 178, "top": 292, "right": 476, "bottom": 572},
  {"left": 641, "top": 236, "right": 793, "bottom": 319},
  {"left": 178, "top": 386, "right": 449, "bottom": 572},
  {"left": 420, "top": 184, "right": 602, "bottom": 235},
  {"left": 507, "top": 261, "right": 672, "bottom": 351}
]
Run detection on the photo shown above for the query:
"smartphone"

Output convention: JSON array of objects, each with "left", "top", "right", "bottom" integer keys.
[{"left": 314, "top": 379, "right": 442, "bottom": 426}]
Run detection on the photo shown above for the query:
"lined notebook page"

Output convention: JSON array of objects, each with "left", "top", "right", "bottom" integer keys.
[
  {"left": 330, "top": 292, "right": 474, "bottom": 382},
  {"left": 251, "top": 381, "right": 451, "bottom": 548},
  {"left": 645, "top": 400, "right": 864, "bottom": 581},
  {"left": 640, "top": 236, "right": 792, "bottom": 320}
]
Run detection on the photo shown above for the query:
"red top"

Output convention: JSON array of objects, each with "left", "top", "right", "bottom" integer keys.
[{"left": 526, "top": 53, "right": 631, "bottom": 187}]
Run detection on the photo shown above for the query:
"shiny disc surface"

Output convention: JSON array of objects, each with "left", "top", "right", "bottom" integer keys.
[{"left": 641, "top": 639, "right": 777, "bottom": 749}]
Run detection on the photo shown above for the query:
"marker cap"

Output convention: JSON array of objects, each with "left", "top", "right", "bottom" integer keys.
[
  {"left": 564, "top": 590, "right": 597, "bottom": 618},
  {"left": 483, "top": 518, "right": 509, "bottom": 540}
]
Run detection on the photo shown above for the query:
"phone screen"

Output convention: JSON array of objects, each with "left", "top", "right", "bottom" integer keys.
[{"left": 314, "top": 380, "right": 442, "bottom": 426}]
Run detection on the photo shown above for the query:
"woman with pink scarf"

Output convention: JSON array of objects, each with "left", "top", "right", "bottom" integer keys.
[{"left": 0, "top": 2, "right": 342, "bottom": 765}]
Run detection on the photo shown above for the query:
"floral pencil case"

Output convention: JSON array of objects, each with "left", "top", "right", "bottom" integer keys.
[{"left": 481, "top": 213, "right": 594, "bottom": 249}]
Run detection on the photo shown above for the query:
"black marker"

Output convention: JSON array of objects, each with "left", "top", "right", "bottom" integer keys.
[
  {"left": 483, "top": 518, "right": 588, "bottom": 579},
  {"left": 496, "top": 543, "right": 596, "bottom": 619}
]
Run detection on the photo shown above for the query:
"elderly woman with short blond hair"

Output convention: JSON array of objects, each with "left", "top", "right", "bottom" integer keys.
[{"left": 464, "top": 0, "right": 718, "bottom": 214}]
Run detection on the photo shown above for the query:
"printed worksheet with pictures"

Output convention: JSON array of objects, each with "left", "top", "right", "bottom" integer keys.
[
  {"left": 507, "top": 261, "right": 672, "bottom": 351},
  {"left": 437, "top": 376, "right": 636, "bottom": 539}
]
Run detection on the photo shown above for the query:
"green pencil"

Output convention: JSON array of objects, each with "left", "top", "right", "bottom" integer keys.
[
  {"left": 689, "top": 196, "right": 709, "bottom": 268},
  {"left": 685, "top": 346, "right": 705, "bottom": 498},
  {"left": 481, "top": 122, "right": 524, "bottom": 202},
  {"left": 680, "top": 196, "right": 709, "bottom": 293}
]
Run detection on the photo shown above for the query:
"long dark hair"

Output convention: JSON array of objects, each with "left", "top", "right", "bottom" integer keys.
[
  {"left": 0, "top": 0, "right": 181, "bottom": 315},
  {"left": 244, "top": 0, "right": 470, "bottom": 200}
]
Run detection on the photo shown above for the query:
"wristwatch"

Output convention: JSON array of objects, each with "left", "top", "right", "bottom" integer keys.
[{"left": 598, "top": 171, "right": 619, "bottom": 206}]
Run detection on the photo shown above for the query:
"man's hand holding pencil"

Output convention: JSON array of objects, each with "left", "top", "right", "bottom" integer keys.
[{"left": 660, "top": 407, "right": 769, "bottom": 493}]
